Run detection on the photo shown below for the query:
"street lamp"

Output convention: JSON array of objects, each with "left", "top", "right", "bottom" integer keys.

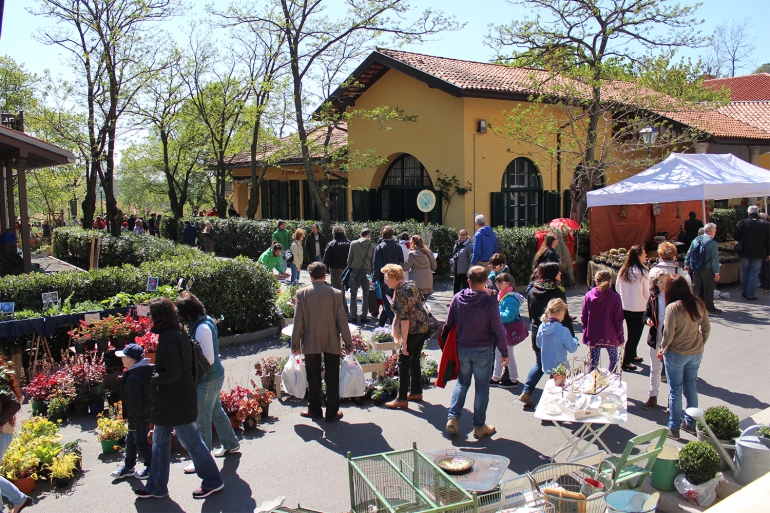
[{"left": 639, "top": 125, "right": 659, "bottom": 156}]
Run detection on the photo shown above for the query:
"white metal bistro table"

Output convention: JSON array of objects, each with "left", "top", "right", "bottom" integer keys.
[{"left": 534, "top": 379, "right": 628, "bottom": 462}]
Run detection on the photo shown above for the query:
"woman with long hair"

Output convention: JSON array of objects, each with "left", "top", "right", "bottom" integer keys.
[
  {"left": 660, "top": 275, "right": 710, "bottom": 439},
  {"left": 519, "top": 262, "right": 574, "bottom": 408},
  {"left": 533, "top": 234, "right": 560, "bottom": 269},
  {"left": 201, "top": 221, "right": 216, "bottom": 253},
  {"left": 0, "top": 357, "right": 31, "bottom": 512},
  {"left": 581, "top": 270, "right": 624, "bottom": 372},
  {"left": 288, "top": 228, "right": 305, "bottom": 286},
  {"left": 401, "top": 235, "right": 437, "bottom": 296},
  {"left": 615, "top": 245, "right": 650, "bottom": 371}
]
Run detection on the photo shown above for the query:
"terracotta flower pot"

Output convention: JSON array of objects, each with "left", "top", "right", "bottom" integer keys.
[
  {"left": 146, "top": 352, "right": 156, "bottom": 364},
  {"left": 11, "top": 477, "right": 35, "bottom": 495},
  {"left": 553, "top": 375, "right": 565, "bottom": 387}
]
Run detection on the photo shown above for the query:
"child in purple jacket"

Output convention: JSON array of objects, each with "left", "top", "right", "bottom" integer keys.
[{"left": 581, "top": 270, "right": 625, "bottom": 372}]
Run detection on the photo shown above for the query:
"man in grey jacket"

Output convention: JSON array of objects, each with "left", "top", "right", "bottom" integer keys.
[
  {"left": 347, "top": 228, "right": 375, "bottom": 323},
  {"left": 684, "top": 223, "right": 720, "bottom": 314},
  {"left": 451, "top": 229, "right": 474, "bottom": 294}
]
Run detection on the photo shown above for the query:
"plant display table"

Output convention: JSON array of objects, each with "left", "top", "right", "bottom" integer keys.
[{"left": 534, "top": 379, "right": 628, "bottom": 462}]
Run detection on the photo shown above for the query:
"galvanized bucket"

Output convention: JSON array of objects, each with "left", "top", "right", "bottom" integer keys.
[{"left": 734, "top": 425, "right": 770, "bottom": 486}]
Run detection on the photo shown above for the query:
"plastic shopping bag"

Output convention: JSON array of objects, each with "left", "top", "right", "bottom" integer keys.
[
  {"left": 282, "top": 355, "right": 308, "bottom": 399},
  {"left": 339, "top": 355, "right": 365, "bottom": 398},
  {"left": 675, "top": 472, "right": 723, "bottom": 508}
]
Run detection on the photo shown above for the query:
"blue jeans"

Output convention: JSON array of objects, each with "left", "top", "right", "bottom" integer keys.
[
  {"left": 124, "top": 419, "right": 152, "bottom": 470},
  {"left": 664, "top": 351, "right": 703, "bottom": 431},
  {"left": 523, "top": 349, "right": 544, "bottom": 397},
  {"left": 0, "top": 433, "right": 27, "bottom": 506},
  {"left": 289, "top": 263, "right": 300, "bottom": 285},
  {"left": 145, "top": 423, "right": 224, "bottom": 496},
  {"left": 197, "top": 375, "right": 239, "bottom": 452},
  {"left": 448, "top": 346, "right": 494, "bottom": 427},
  {"left": 314, "top": 255, "right": 322, "bottom": 262},
  {"left": 741, "top": 258, "right": 764, "bottom": 298}
]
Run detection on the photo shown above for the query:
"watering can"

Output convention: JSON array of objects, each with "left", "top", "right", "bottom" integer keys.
[{"left": 734, "top": 425, "right": 770, "bottom": 486}]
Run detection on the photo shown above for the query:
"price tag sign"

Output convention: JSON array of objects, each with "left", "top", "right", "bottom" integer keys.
[{"left": 147, "top": 277, "right": 159, "bottom": 292}]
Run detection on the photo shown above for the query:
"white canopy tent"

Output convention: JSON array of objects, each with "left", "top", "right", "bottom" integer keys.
[{"left": 587, "top": 153, "right": 770, "bottom": 219}]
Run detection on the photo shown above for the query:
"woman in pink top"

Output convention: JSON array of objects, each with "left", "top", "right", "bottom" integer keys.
[{"left": 615, "top": 245, "right": 649, "bottom": 371}]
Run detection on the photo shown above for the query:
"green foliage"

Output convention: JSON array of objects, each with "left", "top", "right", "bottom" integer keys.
[
  {"left": 0, "top": 254, "right": 280, "bottom": 334},
  {"left": 354, "top": 350, "right": 386, "bottom": 364},
  {"left": 495, "top": 225, "right": 540, "bottom": 286},
  {"left": 709, "top": 209, "right": 738, "bottom": 243},
  {"left": 756, "top": 63, "right": 770, "bottom": 74},
  {"left": 52, "top": 227, "right": 199, "bottom": 269},
  {"left": 757, "top": 427, "right": 770, "bottom": 439},
  {"left": 679, "top": 441, "right": 721, "bottom": 485},
  {"left": 275, "top": 286, "right": 298, "bottom": 318},
  {"left": 698, "top": 405, "right": 741, "bottom": 441}
]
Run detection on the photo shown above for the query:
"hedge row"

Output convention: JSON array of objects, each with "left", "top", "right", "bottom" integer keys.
[
  {"left": 53, "top": 228, "right": 199, "bottom": 269},
  {"left": 0, "top": 254, "right": 279, "bottom": 335},
  {"left": 709, "top": 208, "right": 749, "bottom": 243}
]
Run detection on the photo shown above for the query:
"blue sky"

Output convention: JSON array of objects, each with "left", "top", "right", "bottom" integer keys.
[{"left": 3, "top": 0, "right": 769, "bottom": 84}]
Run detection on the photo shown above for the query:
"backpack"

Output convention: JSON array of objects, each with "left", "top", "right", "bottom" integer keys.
[
  {"left": 188, "top": 317, "right": 216, "bottom": 382},
  {"left": 690, "top": 237, "right": 714, "bottom": 273},
  {"left": 284, "top": 248, "right": 294, "bottom": 264}
]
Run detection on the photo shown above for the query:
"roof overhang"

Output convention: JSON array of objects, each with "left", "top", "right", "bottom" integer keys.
[{"left": 0, "top": 126, "right": 76, "bottom": 169}]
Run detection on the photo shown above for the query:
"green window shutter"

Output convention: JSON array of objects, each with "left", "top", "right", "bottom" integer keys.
[
  {"left": 429, "top": 190, "right": 443, "bottom": 224},
  {"left": 351, "top": 190, "right": 367, "bottom": 221},
  {"left": 278, "top": 181, "right": 289, "bottom": 219},
  {"left": 491, "top": 192, "right": 507, "bottom": 227},
  {"left": 261, "top": 181, "right": 269, "bottom": 219},
  {"left": 543, "top": 190, "right": 560, "bottom": 224},
  {"left": 368, "top": 189, "right": 378, "bottom": 221}
]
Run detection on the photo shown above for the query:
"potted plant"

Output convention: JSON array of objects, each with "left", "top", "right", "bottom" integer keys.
[
  {"left": 371, "top": 389, "right": 387, "bottom": 406},
  {"left": 276, "top": 287, "right": 297, "bottom": 325},
  {"left": 61, "top": 439, "right": 85, "bottom": 471},
  {"left": 370, "top": 327, "right": 393, "bottom": 344},
  {"left": 47, "top": 396, "right": 70, "bottom": 423},
  {"left": 23, "top": 374, "right": 54, "bottom": 416},
  {"left": 420, "top": 354, "right": 439, "bottom": 385},
  {"left": 238, "top": 397, "right": 262, "bottom": 431},
  {"left": 697, "top": 405, "right": 741, "bottom": 469},
  {"left": 48, "top": 452, "right": 78, "bottom": 487},
  {"left": 678, "top": 441, "right": 721, "bottom": 486},
  {"left": 552, "top": 364, "right": 568, "bottom": 387},
  {"left": 249, "top": 386, "right": 275, "bottom": 419},
  {"left": 354, "top": 349, "right": 387, "bottom": 376},
  {"left": 220, "top": 386, "right": 252, "bottom": 430},
  {"left": 134, "top": 329, "right": 159, "bottom": 363},
  {"left": 96, "top": 403, "right": 128, "bottom": 454},
  {"left": 0, "top": 417, "right": 64, "bottom": 494}
]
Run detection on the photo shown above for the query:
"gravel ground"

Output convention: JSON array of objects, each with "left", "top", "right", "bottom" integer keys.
[{"left": 17, "top": 271, "right": 770, "bottom": 513}]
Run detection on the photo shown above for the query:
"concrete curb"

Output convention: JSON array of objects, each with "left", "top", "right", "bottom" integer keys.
[{"left": 219, "top": 325, "right": 281, "bottom": 347}]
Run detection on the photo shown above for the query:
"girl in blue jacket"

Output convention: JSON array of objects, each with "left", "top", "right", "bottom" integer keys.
[
  {"left": 492, "top": 273, "right": 526, "bottom": 388},
  {"left": 536, "top": 298, "right": 579, "bottom": 375}
]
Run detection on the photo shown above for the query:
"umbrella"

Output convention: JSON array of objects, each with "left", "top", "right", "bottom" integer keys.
[{"left": 548, "top": 218, "right": 580, "bottom": 230}]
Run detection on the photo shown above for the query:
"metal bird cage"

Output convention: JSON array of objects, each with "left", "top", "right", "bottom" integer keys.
[{"left": 348, "top": 443, "right": 477, "bottom": 513}]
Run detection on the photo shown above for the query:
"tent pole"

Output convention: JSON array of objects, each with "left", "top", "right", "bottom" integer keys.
[
  {"left": 765, "top": 196, "right": 768, "bottom": 214},
  {"left": 702, "top": 199, "right": 706, "bottom": 223}
]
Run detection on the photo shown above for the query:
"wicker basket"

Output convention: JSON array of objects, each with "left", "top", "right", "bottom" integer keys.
[{"left": 526, "top": 462, "right": 615, "bottom": 513}]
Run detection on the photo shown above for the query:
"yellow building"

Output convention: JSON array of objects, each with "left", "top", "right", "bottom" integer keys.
[{"left": 226, "top": 50, "right": 770, "bottom": 227}]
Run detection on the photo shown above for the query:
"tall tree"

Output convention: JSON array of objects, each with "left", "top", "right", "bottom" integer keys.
[
  {"left": 220, "top": 0, "right": 458, "bottom": 223},
  {"left": 488, "top": 0, "right": 708, "bottom": 222},
  {"left": 33, "top": 0, "right": 179, "bottom": 234},
  {"left": 705, "top": 18, "right": 757, "bottom": 77},
  {"left": 181, "top": 26, "right": 252, "bottom": 217},
  {"left": 0, "top": 56, "right": 40, "bottom": 113}
]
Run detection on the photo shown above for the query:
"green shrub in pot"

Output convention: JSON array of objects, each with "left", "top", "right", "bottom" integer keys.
[
  {"left": 678, "top": 441, "right": 721, "bottom": 485},
  {"left": 698, "top": 406, "right": 741, "bottom": 441}
]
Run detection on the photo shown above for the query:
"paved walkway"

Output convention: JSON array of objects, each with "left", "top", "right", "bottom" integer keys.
[{"left": 25, "top": 271, "right": 769, "bottom": 513}]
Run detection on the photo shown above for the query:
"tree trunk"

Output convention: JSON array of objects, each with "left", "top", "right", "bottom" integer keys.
[{"left": 82, "top": 162, "right": 99, "bottom": 228}]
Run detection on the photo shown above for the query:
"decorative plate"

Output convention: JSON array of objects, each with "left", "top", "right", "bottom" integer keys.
[{"left": 435, "top": 456, "right": 474, "bottom": 474}]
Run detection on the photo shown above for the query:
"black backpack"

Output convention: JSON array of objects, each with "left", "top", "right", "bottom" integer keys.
[{"left": 187, "top": 319, "right": 213, "bottom": 382}]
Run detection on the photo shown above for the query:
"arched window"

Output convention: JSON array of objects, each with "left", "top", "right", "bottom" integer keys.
[
  {"left": 379, "top": 154, "right": 439, "bottom": 222},
  {"left": 501, "top": 157, "right": 542, "bottom": 227}
]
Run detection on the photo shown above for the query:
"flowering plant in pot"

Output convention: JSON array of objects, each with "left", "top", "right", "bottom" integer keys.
[
  {"left": 134, "top": 330, "right": 159, "bottom": 355},
  {"left": 552, "top": 364, "right": 568, "bottom": 387},
  {"left": 420, "top": 354, "right": 439, "bottom": 385},
  {"left": 384, "top": 353, "right": 399, "bottom": 377},
  {"left": 248, "top": 383, "right": 275, "bottom": 418},
  {"left": 47, "top": 396, "right": 70, "bottom": 423},
  {"left": 47, "top": 452, "right": 78, "bottom": 487},
  {"left": 24, "top": 373, "right": 55, "bottom": 414},
  {"left": 96, "top": 403, "right": 128, "bottom": 454},
  {"left": 255, "top": 357, "right": 286, "bottom": 391},
  {"left": 370, "top": 327, "right": 393, "bottom": 343}
]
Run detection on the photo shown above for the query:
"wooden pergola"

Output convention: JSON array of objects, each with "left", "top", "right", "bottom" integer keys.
[{"left": 0, "top": 115, "right": 76, "bottom": 273}]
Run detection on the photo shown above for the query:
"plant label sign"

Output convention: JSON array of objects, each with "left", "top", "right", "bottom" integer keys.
[
  {"left": 147, "top": 277, "right": 159, "bottom": 292},
  {"left": 136, "top": 303, "right": 150, "bottom": 318},
  {"left": 42, "top": 291, "right": 59, "bottom": 311},
  {"left": 186, "top": 276, "right": 195, "bottom": 291}
]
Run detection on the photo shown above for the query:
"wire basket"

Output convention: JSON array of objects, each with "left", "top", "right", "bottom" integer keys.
[
  {"left": 525, "top": 462, "right": 615, "bottom": 513},
  {"left": 477, "top": 479, "right": 555, "bottom": 513},
  {"left": 348, "top": 443, "right": 477, "bottom": 513}
]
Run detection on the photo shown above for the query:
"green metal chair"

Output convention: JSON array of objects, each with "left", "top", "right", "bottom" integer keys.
[{"left": 603, "top": 428, "right": 669, "bottom": 490}]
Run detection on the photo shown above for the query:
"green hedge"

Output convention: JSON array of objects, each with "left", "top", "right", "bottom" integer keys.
[
  {"left": 0, "top": 254, "right": 279, "bottom": 334},
  {"left": 53, "top": 227, "right": 199, "bottom": 269},
  {"left": 495, "top": 226, "right": 540, "bottom": 286},
  {"left": 709, "top": 208, "right": 750, "bottom": 242}
]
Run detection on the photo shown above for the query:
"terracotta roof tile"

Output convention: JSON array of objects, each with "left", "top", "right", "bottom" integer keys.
[
  {"left": 717, "top": 101, "right": 770, "bottom": 133},
  {"left": 659, "top": 108, "right": 770, "bottom": 140},
  {"left": 704, "top": 74, "right": 770, "bottom": 101},
  {"left": 223, "top": 124, "right": 347, "bottom": 168}
]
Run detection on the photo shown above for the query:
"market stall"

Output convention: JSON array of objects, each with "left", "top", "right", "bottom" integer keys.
[{"left": 586, "top": 153, "right": 770, "bottom": 270}]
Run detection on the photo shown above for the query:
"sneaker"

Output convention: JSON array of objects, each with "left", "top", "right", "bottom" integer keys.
[
  {"left": 499, "top": 379, "right": 518, "bottom": 389},
  {"left": 518, "top": 392, "right": 534, "bottom": 407},
  {"left": 213, "top": 444, "right": 240, "bottom": 458},
  {"left": 134, "top": 488, "right": 166, "bottom": 499},
  {"left": 747, "top": 296, "right": 759, "bottom": 301},
  {"left": 111, "top": 465, "right": 135, "bottom": 479},
  {"left": 681, "top": 423, "right": 697, "bottom": 435},
  {"left": 489, "top": 379, "right": 499, "bottom": 387},
  {"left": 192, "top": 483, "right": 224, "bottom": 499},
  {"left": 446, "top": 417, "right": 458, "bottom": 434},
  {"left": 134, "top": 467, "right": 150, "bottom": 480},
  {"left": 668, "top": 429, "right": 680, "bottom": 440},
  {"left": 474, "top": 424, "right": 496, "bottom": 439},
  {"left": 183, "top": 463, "right": 196, "bottom": 474}
]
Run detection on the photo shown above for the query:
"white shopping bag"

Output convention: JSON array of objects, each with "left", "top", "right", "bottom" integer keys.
[
  {"left": 675, "top": 472, "right": 723, "bottom": 508},
  {"left": 339, "top": 355, "right": 365, "bottom": 398},
  {"left": 281, "top": 355, "right": 308, "bottom": 399}
]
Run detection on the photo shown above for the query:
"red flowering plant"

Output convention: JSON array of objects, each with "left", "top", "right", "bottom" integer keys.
[
  {"left": 248, "top": 381, "right": 276, "bottom": 408},
  {"left": 67, "top": 320, "right": 96, "bottom": 344},
  {"left": 134, "top": 331, "right": 158, "bottom": 353},
  {"left": 254, "top": 357, "right": 286, "bottom": 390},
  {"left": 23, "top": 373, "right": 56, "bottom": 402},
  {"left": 340, "top": 333, "right": 370, "bottom": 358},
  {"left": 50, "top": 370, "right": 77, "bottom": 401},
  {"left": 220, "top": 386, "right": 261, "bottom": 422},
  {"left": 61, "top": 354, "right": 106, "bottom": 402},
  {"left": 384, "top": 353, "right": 400, "bottom": 378}
]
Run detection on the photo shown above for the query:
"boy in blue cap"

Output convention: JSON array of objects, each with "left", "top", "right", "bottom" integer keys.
[{"left": 111, "top": 343, "right": 154, "bottom": 480}]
